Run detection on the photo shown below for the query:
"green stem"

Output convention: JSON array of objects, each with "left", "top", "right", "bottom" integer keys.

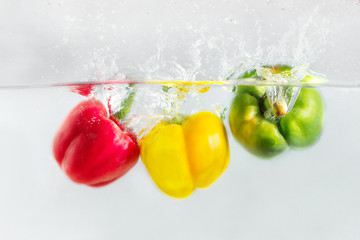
[
  {"left": 162, "top": 85, "right": 170, "bottom": 93},
  {"left": 260, "top": 94, "right": 288, "bottom": 121},
  {"left": 162, "top": 85, "right": 185, "bottom": 125},
  {"left": 113, "top": 83, "right": 136, "bottom": 121},
  {"left": 170, "top": 114, "right": 185, "bottom": 125},
  {"left": 273, "top": 99, "right": 288, "bottom": 117}
]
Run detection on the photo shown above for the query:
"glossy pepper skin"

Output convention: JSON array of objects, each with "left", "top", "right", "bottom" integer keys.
[
  {"left": 53, "top": 99, "right": 140, "bottom": 187},
  {"left": 229, "top": 65, "right": 325, "bottom": 158},
  {"left": 140, "top": 111, "right": 230, "bottom": 198}
]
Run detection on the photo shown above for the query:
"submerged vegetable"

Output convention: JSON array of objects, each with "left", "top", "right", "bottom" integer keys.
[
  {"left": 53, "top": 99, "right": 140, "bottom": 186},
  {"left": 229, "top": 65, "right": 325, "bottom": 158},
  {"left": 140, "top": 111, "right": 230, "bottom": 198}
]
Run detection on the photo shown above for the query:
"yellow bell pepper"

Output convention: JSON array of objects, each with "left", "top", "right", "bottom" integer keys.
[{"left": 140, "top": 111, "right": 230, "bottom": 198}]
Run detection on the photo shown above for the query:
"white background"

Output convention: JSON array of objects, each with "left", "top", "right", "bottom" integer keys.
[{"left": 1, "top": 0, "right": 360, "bottom": 239}]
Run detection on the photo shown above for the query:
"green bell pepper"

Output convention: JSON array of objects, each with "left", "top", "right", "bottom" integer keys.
[{"left": 229, "top": 65, "right": 325, "bottom": 158}]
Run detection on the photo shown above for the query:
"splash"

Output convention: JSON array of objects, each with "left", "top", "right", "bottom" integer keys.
[{"left": 60, "top": 1, "right": 340, "bottom": 138}]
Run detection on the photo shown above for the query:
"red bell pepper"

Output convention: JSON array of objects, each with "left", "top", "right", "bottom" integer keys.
[{"left": 53, "top": 98, "right": 139, "bottom": 187}]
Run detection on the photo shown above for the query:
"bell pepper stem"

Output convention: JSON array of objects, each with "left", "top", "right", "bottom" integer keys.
[
  {"left": 260, "top": 94, "right": 288, "bottom": 118},
  {"left": 162, "top": 85, "right": 171, "bottom": 93},
  {"left": 112, "top": 83, "right": 136, "bottom": 121},
  {"left": 273, "top": 100, "right": 288, "bottom": 117},
  {"left": 171, "top": 114, "right": 185, "bottom": 125},
  {"left": 162, "top": 85, "right": 185, "bottom": 124}
]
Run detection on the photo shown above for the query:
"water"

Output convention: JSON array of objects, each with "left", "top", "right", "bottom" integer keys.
[
  {"left": 1, "top": 0, "right": 360, "bottom": 239},
  {"left": 1, "top": 82, "right": 360, "bottom": 239}
]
